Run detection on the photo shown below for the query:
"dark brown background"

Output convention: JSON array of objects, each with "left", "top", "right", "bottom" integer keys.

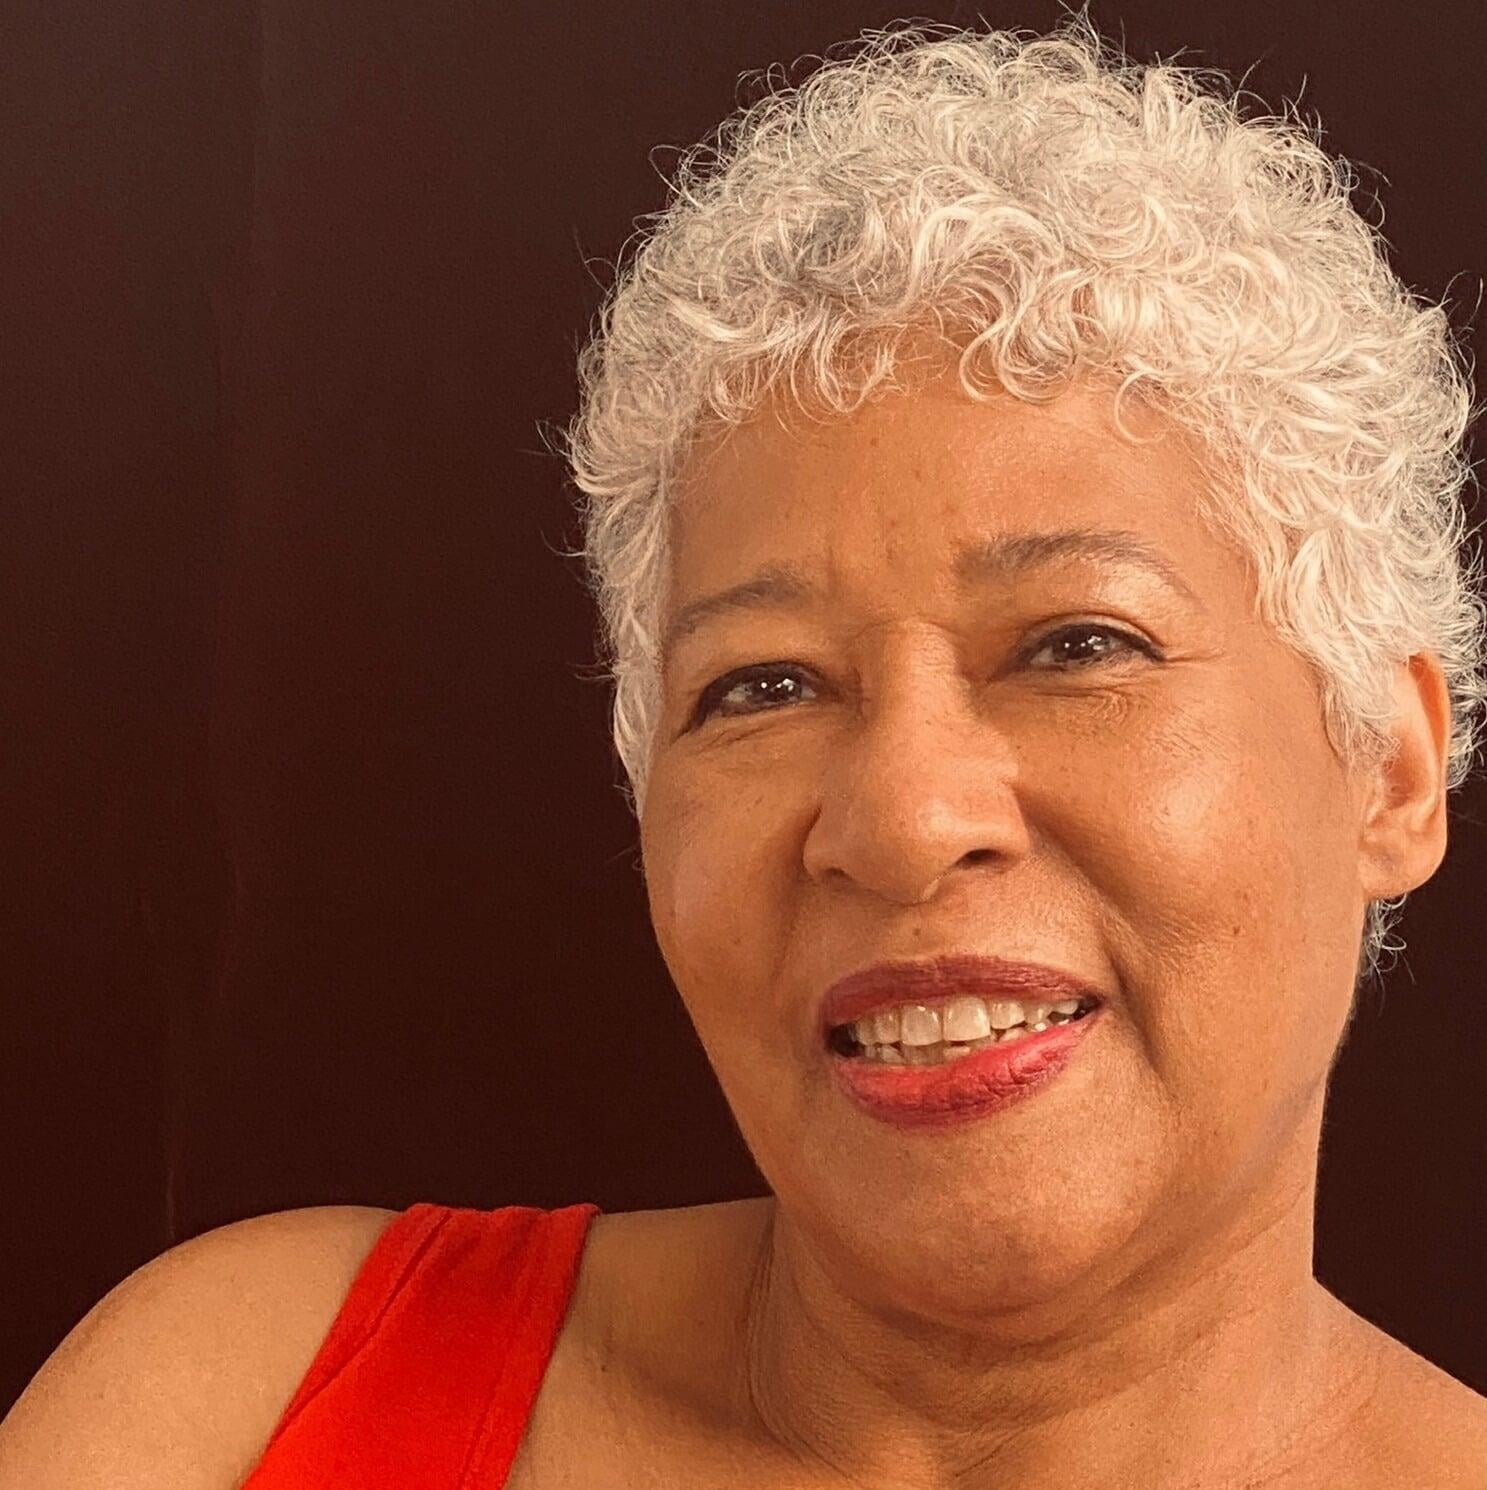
[{"left": 4, "top": 0, "right": 1484, "bottom": 1415}]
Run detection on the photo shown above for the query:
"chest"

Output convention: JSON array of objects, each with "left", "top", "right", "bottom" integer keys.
[
  {"left": 499, "top": 1318, "right": 771, "bottom": 1490},
  {"left": 499, "top": 1355, "right": 1487, "bottom": 1490}
]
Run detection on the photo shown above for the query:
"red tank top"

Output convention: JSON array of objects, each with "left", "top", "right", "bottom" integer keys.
[{"left": 238, "top": 1200, "right": 603, "bottom": 1489}]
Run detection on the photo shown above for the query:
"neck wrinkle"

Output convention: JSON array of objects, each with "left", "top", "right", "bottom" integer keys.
[{"left": 727, "top": 1181, "right": 1372, "bottom": 1490}]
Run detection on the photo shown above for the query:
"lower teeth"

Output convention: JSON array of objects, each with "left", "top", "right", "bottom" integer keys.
[{"left": 852, "top": 1010, "right": 1082, "bottom": 1065}]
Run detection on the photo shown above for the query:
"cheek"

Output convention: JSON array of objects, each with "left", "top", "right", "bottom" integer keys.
[
  {"left": 1082, "top": 716, "right": 1358, "bottom": 1103},
  {"left": 1068, "top": 705, "right": 1318, "bottom": 927},
  {"left": 642, "top": 780, "right": 774, "bottom": 993},
  {"left": 643, "top": 812, "right": 790, "bottom": 1096}
]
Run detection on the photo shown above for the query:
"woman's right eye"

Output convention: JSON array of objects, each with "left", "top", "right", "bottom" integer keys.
[{"left": 691, "top": 662, "right": 815, "bottom": 725}]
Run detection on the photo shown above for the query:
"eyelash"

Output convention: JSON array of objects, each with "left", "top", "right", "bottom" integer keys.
[{"left": 690, "top": 622, "right": 1158, "bottom": 726}]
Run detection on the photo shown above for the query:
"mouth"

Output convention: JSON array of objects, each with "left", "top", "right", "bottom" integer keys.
[
  {"left": 825, "top": 996, "right": 1106, "bottom": 1129},
  {"left": 825, "top": 993, "right": 1102, "bottom": 1064},
  {"left": 816, "top": 952, "right": 1106, "bottom": 1047}
]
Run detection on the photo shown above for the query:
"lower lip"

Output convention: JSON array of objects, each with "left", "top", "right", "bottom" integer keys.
[{"left": 828, "top": 1009, "right": 1103, "bottom": 1130}]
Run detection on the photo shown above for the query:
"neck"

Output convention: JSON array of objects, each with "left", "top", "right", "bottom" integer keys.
[{"left": 722, "top": 1169, "right": 1378, "bottom": 1490}]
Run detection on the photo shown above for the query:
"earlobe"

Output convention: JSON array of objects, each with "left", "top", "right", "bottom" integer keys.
[{"left": 1356, "top": 652, "right": 1452, "bottom": 901}]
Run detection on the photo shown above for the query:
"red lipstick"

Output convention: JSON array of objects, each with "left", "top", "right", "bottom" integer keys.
[
  {"left": 817, "top": 953, "right": 1106, "bottom": 1131},
  {"left": 817, "top": 952, "right": 1101, "bottom": 1039}
]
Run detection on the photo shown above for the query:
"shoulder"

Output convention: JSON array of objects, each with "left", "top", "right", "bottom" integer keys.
[
  {"left": 1384, "top": 1347, "right": 1487, "bottom": 1484},
  {"left": 1347, "top": 1325, "right": 1487, "bottom": 1488},
  {"left": 0, "top": 1204, "right": 401, "bottom": 1490}
]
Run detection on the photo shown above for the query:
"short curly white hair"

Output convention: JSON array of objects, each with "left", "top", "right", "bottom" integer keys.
[{"left": 555, "top": 8, "right": 1487, "bottom": 990}]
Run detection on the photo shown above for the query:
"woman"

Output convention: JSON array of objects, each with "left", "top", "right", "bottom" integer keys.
[{"left": 3, "top": 12, "right": 1485, "bottom": 1489}]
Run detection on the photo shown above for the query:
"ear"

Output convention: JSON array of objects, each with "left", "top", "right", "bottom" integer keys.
[{"left": 1355, "top": 652, "right": 1452, "bottom": 901}]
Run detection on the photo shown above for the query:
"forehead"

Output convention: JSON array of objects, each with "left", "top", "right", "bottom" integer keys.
[{"left": 668, "top": 371, "right": 1227, "bottom": 586}]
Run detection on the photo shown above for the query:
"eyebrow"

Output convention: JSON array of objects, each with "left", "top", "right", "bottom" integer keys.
[{"left": 661, "top": 527, "right": 1200, "bottom": 656}]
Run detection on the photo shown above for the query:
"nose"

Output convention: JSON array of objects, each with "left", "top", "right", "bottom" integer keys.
[{"left": 800, "top": 651, "right": 1032, "bottom": 904}]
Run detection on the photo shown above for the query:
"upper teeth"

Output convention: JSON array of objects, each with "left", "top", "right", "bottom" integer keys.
[{"left": 847, "top": 996, "right": 1087, "bottom": 1046}]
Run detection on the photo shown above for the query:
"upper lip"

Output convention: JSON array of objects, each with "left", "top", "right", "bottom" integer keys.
[{"left": 818, "top": 952, "right": 1104, "bottom": 1039}]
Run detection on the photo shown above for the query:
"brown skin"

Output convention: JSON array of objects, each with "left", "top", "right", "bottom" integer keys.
[{"left": 628, "top": 365, "right": 1455, "bottom": 1490}]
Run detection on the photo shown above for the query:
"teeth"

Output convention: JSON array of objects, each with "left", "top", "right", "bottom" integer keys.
[
  {"left": 850, "top": 995, "right": 1084, "bottom": 1047},
  {"left": 991, "top": 1000, "right": 1042, "bottom": 1030},
  {"left": 943, "top": 995, "right": 991, "bottom": 1041},
  {"left": 899, "top": 1005, "right": 942, "bottom": 1047},
  {"left": 857, "top": 1025, "right": 1052, "bottom": 1064}
]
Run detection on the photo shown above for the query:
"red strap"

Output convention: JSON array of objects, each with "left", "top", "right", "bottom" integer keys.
[{"left": 241, "top": 1201, "right": 601, "bottom": 1488}]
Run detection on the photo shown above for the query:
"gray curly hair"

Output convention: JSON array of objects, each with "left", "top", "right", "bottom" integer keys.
[{"left": 554, "top": 8, "right": 1486, "bottom": 992}]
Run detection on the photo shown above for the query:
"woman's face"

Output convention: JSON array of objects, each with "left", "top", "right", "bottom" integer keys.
[{"left": 639, "top": 367, "right": 1388, "bottom": 1321}]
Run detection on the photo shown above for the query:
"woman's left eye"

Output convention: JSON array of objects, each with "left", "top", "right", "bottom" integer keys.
[
  {"left": 1023, "top": 621, "right": 1155, "bottom": 670},
  {"left": 689, "top": 622, "right": 1156, "bottom": 726}
]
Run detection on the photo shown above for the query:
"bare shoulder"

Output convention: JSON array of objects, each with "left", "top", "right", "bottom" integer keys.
[
  {"left": 1352, "top": 1326, "right": 1487, "bottom": 1488},
  {"left": 1388, "top": 1346, "right": 1487, "bottom": 1485},
  {"left": 0, "top": 1204, "right": 400, "bottom": 1490}
]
